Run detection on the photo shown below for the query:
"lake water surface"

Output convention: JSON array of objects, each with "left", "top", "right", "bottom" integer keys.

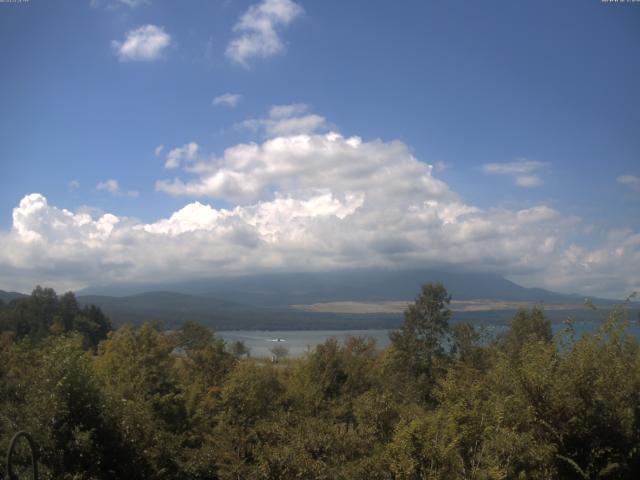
[{"left": 220, "top": 321, "right": 640, "bottom": 358}]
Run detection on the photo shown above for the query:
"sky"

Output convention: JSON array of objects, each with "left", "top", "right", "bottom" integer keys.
[{"left": 0, "top": 0, "right": 639, "bottom": 298}]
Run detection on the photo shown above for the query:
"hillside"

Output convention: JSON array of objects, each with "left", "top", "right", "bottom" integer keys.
[
  {"left": 0, "top": 290, "right": 28, "bottom": 303},
  {"left": 77, "top": 268, "right": 594, "bottom": 305},
  {"left": 73, "top": 269, "right": 626, "bottom": 330},
  {"left": 76, "top": 291, "right": 402, "bottom": 330}
]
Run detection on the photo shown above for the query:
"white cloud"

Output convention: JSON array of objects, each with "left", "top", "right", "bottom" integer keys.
[
  {"left": 515, "top": 174, "right": 543, "bottom": 188},
  {"left": 240, "top": 103, "right": 327, "bottom": 138},
  {"left": 68, "top": 180, "right": 80, "bottom": 190},
  {"left": 96, "top": 179, "right": 119, "bottom": 194},
  {"left": 483, "top": 159, "right": 544, "bottom": 175},
  {"left": 118, "top": 0, "right": 148, "bottom": 6},
  {"left": 226, "top": 0, "right": 303, "bottom": 66},
  {"left": 154, "top": 144, "right": 164, "bottom": 156},
  {"left": 91, "top": 0, "right": 148, "bottom": 8},
  {"left": 155, "top": 130, "right": 443, "bottom": 204},
  {"left": 1, "top": 116, "right": 637, "bottom": 298},
  {"left": 269, "top": 104, "right": 307, "bottom": 118},
  {"left": 5, "top": 182, "right": 637, "bottom": 297},
  {"left": 164, "top": 142, "right": 199, "bottom": 169},
  {"left": 96, "top": 179, "right": 139, "bottom": 198},
  {"left": 511, "top": 229, "right": 640, "bottom": 298},
  {"left": 112, "top": 25, "right": 171, "bottom": 62},
  {"left": 213, "top": 93, "right": 243, "bottom": 107},
  {"left": 433, "top": 161, "right": 447, "bottom": 173},
  {"left": 483, "top": 158, "right": 546, "bottom": 187},
  {"left": 617, "top": 174, "right": 640, "bottom": 191},
  {"left": 10, "top": 194, "right": 119, "bottom": 245}
]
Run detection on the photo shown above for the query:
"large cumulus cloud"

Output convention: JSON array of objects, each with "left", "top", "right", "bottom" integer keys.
[{"left": 1, "top": 130, "right": 638, "bottom": 298}]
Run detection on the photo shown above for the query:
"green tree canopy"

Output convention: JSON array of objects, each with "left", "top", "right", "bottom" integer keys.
[{"left": 388, "top": 282, "right": 452, "bottom": 404}]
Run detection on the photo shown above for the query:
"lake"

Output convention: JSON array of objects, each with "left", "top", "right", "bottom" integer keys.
[
  {"left": 220, "top": 320, "right": 640, "bottom": 358},
  {"left": 219, "top": 329, "right": 393, "bottom": 358}
]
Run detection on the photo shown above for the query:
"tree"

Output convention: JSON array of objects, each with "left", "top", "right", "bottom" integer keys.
[
  {"left": 93, "top": 323, "right": 186, "bottom": 478},
  {"left": 0, "top": 334, "right": 135, "bottom": 479},
  {"left": 175, "top": 321, "right": 236, "bottom": 392},
  {"left": 450, "top": 322, "right": 488, "bottom": 370},
  {"left": 58, "top": 291, "right": 80, "bottom": 332},
  {"left": 229, "top": 340, "right": 250, "bottom": 358},
  {"left": 388, "top": 283, "right": 452, "bottom": 404},
  {"left": 178, "top": 320, "right": 215, "bottom": 351},
  {"left": 74, "top": 303, "right": 112, "bottom": 349},
  {"left": 301, "top": 338, "right": 347, "bottom": 404},
  {"left": 0, "top": 288, "right": 111, "bottom": 348},
  {"left": 215, "top": 363, "right": 284, "bottom": 479},
  {"left": 498, "top": 306, "right": 552, "bottom": 357},
  {"left": 270, "top": 344, "right": 289, "bottom": 362}
]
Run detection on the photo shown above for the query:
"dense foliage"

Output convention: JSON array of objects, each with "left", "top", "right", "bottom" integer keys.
[{"left": 1, "top": 285, "right": 639, "bottom": 479}]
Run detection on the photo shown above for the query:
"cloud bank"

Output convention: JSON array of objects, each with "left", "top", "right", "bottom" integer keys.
[{"left": 2, "top": 119, "right": 638, "bottom": 297}]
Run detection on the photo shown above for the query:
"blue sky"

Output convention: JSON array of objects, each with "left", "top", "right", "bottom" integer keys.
[{"left": 0, "top": 0, "right": 639, "bottom": 297}]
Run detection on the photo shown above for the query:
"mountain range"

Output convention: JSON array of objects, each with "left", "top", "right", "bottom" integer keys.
[
  {"left": 77, "top": 269, "right": 591, "bottom": 304},
  {"left": 3, "top": 269, "right": 630, "bottom": 330}
]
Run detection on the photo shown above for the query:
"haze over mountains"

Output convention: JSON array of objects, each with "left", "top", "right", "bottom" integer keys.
[
  {"left": 1, "top": 269, "right": 634, "bottom": 330},
  {"left": 61, "top": 269, "right": 625, "bottom": 330},
  {"left": 0, "top": 290, "right": 26, "bottom": 304},
  {"left": 78, "top": 269, "right": 585, "bottom": 303}
]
